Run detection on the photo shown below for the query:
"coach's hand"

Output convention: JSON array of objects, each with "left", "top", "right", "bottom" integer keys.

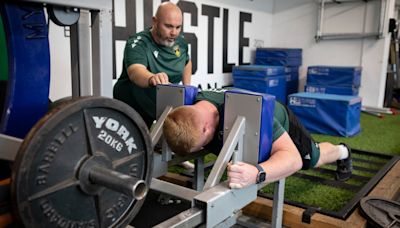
[{"left": 148, "top": 72, "right": 170, "bottom": 87}]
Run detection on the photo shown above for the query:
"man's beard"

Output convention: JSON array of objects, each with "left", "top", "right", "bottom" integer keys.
[{"left": 156, "top": 29, "right": 175, "bottom": 47}]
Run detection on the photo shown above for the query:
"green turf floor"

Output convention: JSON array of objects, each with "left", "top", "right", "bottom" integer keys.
[{"left": 312, "top": 112, "right": 400, "bottom": 156}]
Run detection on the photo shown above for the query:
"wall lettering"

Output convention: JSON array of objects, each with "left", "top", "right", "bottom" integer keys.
[
  {"left": 177, "top": 0, "right": 198, "bottom": 74},
  {"left": 223, "top": 8, "right": 235, "bottom": 73},
  {"left": 202, "top": 4, "right": 219, "bottom": 74},
  {"left": 239, "top": 12, "right": 251, "bottom": 65}
]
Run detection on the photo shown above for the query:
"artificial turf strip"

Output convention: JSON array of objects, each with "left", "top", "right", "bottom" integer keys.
[
  {"left": 312, "top": 112, "right": 400, "bottom": 156},
  {"left": 260, "top": 176, "right": 355, "bottom": 211},
  {"left": 260, "top": 148, "right": 392, "bottom": 212}
]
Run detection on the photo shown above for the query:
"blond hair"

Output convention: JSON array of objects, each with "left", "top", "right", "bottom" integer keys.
[{"left": 163, "top": 106, "right": 202, "bottom": 155}]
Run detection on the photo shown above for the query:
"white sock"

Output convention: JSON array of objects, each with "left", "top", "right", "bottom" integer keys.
[{"left": 338, "top": 145, "right": 349, "bottom": 160}]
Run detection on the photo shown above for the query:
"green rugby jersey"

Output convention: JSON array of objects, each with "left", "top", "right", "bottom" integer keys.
[{"left": 114, "top": 28, "right": 190, "bottom": 126}]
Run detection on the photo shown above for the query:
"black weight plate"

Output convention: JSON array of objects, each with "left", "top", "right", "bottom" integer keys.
[
  {"left": 360, "top": 196, "right": 400, "bottom": 228},
  {"left": 11, "top": 97, "right": 153, "bottom": 228}
]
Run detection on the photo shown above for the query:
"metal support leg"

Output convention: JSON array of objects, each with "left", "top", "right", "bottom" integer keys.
[
  {"left": 70, "top": 10, "right": 91, "bottom": 97},
  {"left": 271, "top": 178, "right": 285, "bottom": 228},
  {"left": 194, "top": 157, "right": 204, "bottom": 191},
  {"left": 91, "top": 9, "right": 113, "bottom": 97}
]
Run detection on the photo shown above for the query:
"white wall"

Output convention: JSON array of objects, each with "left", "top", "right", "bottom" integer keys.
[
  {"left": 270, "top": 0, "right": 394, "bottom": 107},
  {"left": 48, "top": 0, "right": 394, "bottom": 108}
]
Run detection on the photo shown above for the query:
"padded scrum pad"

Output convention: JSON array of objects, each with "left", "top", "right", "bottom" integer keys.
[
  {"left": 305, "top": 84, "right": 359, "bottom": 96},
  {"left": 0, "top": 3, "right": 50, "bottom": 138},
  {"left": 179, "top": 84, "right": 198, "bottom": 104},
  {"left": 288, "top": 92, "right": 361, "bottom": 137},
  {"left": 156, "top": 84, "right": 198, "bottom": 119},
  {"left": 157, "top": 84, "right": 198, "bottom": 105},
  {"left": 307, "top": 66, "right": 362, "bottom": 87},
  {"left": 183, "top": 85, "right": 199, "bottom": 105},
  {"left": 232, "top": 65, "right": 286, "bottom": 103},
  {"left": 225, "top": 89, "right": 275, "bottom": 163}
]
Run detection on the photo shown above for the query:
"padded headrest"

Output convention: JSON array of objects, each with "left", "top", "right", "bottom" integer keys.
[
  {"left": 159, "top": 84, "right": 199, "bottom": 105},
  {"left": 225, "top": 89, "right": 275, "bottom": 163}
]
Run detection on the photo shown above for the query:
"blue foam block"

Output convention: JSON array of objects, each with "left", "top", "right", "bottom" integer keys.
[
  {"left": 307, "top": 66, "right": 362, "bottom": 87},
  {"left": 232, "top": 65, "right": 287, "bottom": 103},
  {"left": 233, "top": 65, "right": 285, "bottom": 76},
  {"left": 255, "top": 56, "right": 302, "bottom": 67},
  {"left": 288, "top": 92, "right": 361, "bottom": 137},
  {"left": 255, "top": 48, "right": 302, "bottom": 67},
  {"left": 255, "top": 48, "right": 302, "bottom": 58}
]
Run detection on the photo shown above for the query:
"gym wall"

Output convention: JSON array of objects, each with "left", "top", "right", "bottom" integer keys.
[
  {"left": 48, "top": 0, "right": 273, "bottom": 101},
  {"left": 48, "top": 0, "right": 394, "bottom": 108}
]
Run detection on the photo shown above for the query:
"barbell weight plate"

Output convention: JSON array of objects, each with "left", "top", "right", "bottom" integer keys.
[
  {"left": 0, "top": 3, "right": 51, "bottom": 138},
  {"left": 12, "top": 97, "right": 153, "bottom": 228}
]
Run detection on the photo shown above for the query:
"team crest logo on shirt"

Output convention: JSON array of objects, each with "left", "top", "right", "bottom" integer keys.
[
  {"left": 153, "top": 50, "right": 159, "bottom": 58},
  {"left": 173, "top": 45, "right": 181, "bottom": 57}
]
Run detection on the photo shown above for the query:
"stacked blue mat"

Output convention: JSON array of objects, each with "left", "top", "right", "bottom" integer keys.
[
  {"left": 288, "top": 93, "right": 361, "bottom": 137},
  {"left": 255, "top": 48, "right": 302, "bottom": 98},
  {"left": 232, "top": 65, "right": 287, "bottom": 103},
  {"left": 288, "top": 66, "right": 362, "bottom": 137},
  {"left": 305, "top": 66, "right": 361, "bottom": 96}
]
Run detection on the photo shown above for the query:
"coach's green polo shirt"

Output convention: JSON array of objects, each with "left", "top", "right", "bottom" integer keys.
[{"left": 113, "top": 28, "right": 190, "bottom": 126}]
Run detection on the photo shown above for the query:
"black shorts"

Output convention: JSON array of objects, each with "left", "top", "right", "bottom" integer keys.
[{"left": 284, "top": 106, "right": 319, "bottom": 170}]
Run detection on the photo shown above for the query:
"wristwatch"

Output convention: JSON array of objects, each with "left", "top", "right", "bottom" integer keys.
[{"left": 255, "top": 164, "right": 266, "bottom": 184}]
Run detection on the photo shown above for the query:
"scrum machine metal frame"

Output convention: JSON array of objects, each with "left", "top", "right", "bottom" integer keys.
[{"left": 150, "top": 85, "right": 285, "bottom": 227}]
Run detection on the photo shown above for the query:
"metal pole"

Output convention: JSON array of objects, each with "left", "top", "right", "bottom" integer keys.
[
  {"left": 203, "top": 116, "right": 246, "bottom": 190},
  {"left": 89, "top": 165, "right": 148, "bottom": 200}
]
